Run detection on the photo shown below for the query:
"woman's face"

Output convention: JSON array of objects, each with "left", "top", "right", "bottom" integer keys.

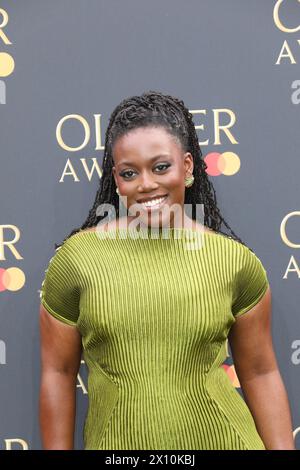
[{"left": 112, "top": 126, "right": 193, "bottom": 228}]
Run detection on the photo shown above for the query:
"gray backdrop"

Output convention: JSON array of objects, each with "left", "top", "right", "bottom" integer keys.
[{"left": 0, "top": 0, "right": 299, "bottom": 450}]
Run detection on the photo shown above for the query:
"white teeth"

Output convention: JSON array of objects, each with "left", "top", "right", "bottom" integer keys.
[{"left": 141, "top": 196, "right": 166, "bottom": 208}]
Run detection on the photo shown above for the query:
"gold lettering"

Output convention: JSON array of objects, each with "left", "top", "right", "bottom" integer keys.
[
  {"left": 77, "top": 373, "right": 88, "bottom": 394},
  {"left": 0, "top": 9, "right": 12, "bottom": 45},
  {"left": 77, "top": 359, "right": 88, "bottom": 394},
  {"left": 293, "top": 426, "right": 300, "bottom": 439},
  {"left": 189, "top": 110, "right": 209, "bottom": 145},
  {"left": 59, "top": 159, "right": 80, "bottom": 182},
  {"left": 0, "top": 225, "right": 23, "bottom": 261},
  {"left": 283, "top": 255, "right": 300, "bottom": 278},
  {"left": 276, "top": 40, "right": 297, "bottom": 64},
  {"left": 94, "top": 114, "right": 104, "bottom": 150},
  {"left": 5, "top": 438, "right": 28, "bottom": 450},
  {"left": 213, "top": 109, "right": 238, "bottom": 145},
  {"left": 80, "top": 158, "right": 102, "bottom": 181},
  {"left": 280, "top": 212, "right": 300, "bottom": 247},
  {"left": 273, "top": 0, "right": 300, "bottom": 33},
  {"left": 56, "top": 114, "right": 90, "bottom": 151}
]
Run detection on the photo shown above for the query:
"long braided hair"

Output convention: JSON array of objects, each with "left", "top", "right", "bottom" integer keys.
[{"left": 56, "top": 90, "right": 249, "bottom": 251}]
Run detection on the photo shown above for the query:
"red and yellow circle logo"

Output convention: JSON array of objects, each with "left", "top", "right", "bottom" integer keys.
[
  {"left": 0, "top": 267, "right": 25, "bottom": 291},
  {"left": 204, "top": 152, "right": 240, "bottom": 176},
  {"left": 0, "top": 52, "right": 14, "bottom": 77}
]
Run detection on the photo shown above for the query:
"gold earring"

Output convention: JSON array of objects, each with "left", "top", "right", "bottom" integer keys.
[{"left": 184, "top": 174, "right": 194, "bottom": 188}]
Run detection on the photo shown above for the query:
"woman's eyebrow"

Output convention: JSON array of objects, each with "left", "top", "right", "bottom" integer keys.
[{"left": 118, "top": 154, "right": 171, "bottom": 167}]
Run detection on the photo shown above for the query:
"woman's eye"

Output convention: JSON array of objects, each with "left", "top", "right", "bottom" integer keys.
[
  {"left": 120, "top": 163, "right": 170, "bottom": 180},
  {"left": 155, "top": 163, "right": 170, "bottom": 172},
  {"left": 120, "top": 170, "right": 136, "bottom": 179}
]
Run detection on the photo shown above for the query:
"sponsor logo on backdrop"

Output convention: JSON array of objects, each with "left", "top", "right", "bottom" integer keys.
[
  {"left": 0, "top": 225, "right": 25, "bottom": 294},
  {"left": 56, "top": 109, "right": 240, "bottom": 181},
  {"left": 190, "top": 109, "right": 240, "bottom": 176},
  {"left": 202, "top": 151, "right": 240, "bottom": 176},
  {"left": 280, "top": 212, "right": 300, "bottom": 278},
  {"left": 0, "top": 8, "right": 15, "bottom": 104},
  {"left": 273, "top": 0, "right": 300, "bottom": 103}
]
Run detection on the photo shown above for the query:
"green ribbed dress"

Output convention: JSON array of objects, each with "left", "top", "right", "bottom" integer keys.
[{"left": 40, "top": 226, "right": 269, "bottom": 450}]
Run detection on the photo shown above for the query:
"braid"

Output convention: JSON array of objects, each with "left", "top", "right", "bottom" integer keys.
[{"left": 55, "top": 91, "right": 253, "bottom": 253}]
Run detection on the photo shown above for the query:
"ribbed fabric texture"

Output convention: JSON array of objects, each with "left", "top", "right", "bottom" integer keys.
[{"left": 40, "top": 227, "right": 269, "bottom": 450}]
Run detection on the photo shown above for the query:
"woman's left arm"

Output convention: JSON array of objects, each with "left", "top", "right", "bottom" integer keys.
[{"left": 228, "top": 285, "right": 296, "bottom": 450}]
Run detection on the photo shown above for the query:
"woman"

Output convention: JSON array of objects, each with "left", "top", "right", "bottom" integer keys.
[{"left": 39, "top": 91, "right": 295, "bottom": 450}]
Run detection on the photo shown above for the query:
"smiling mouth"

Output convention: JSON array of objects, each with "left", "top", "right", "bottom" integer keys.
[{"left": 138, "top": 195, "right": 168, "bottom": 211}]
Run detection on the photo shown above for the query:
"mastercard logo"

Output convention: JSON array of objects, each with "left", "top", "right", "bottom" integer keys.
[
  {"left": 221, "top": 364, "right": 241, "bottom": 388},
  {"left": 0, "top": 52, "right": 15, "bottom": 77},
  {"left": 0, "top": 267, "right": 25, "bottom": 291},
  {"left": 204, "top": 152, "right": 241, "bottom": 176}
]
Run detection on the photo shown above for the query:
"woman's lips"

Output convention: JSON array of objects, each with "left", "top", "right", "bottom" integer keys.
[{"left": 138, "top": 195, "right": 168, "bottom": 212}]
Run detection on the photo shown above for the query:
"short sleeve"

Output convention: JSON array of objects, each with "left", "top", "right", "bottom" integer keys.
[
  {"left": 39, "top": 240, "right": 80, "bottom": 326},
  {"left": 231, "top": 245, "right": 269, "bottom": 318}
]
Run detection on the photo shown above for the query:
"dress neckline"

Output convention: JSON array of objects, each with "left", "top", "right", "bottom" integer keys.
[{"left": 73, "top": 226, "right": 221, "bottom": 240}]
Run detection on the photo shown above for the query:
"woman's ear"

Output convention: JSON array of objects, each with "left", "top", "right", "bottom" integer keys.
[{"left": 184, "top": 152, "right": 194, "bottom": 174}]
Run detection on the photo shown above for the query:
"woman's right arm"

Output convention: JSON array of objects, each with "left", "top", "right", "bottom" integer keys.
[{"left": 39, "top": 304, "right": 82, "bottom": 450}]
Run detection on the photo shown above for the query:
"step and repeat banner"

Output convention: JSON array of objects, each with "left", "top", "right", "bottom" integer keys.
[{"left": 0, "top": 1, "right": 299, "bottom": 450}]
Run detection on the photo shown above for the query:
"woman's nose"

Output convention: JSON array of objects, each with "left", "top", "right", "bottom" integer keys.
[{"left": 137, "top": 171, "right": 159, "bottom": 192}]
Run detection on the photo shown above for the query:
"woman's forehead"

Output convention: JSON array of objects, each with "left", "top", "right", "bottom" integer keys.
[{"left": 113, "top": 127, "right": 181, "bottom": 159}]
